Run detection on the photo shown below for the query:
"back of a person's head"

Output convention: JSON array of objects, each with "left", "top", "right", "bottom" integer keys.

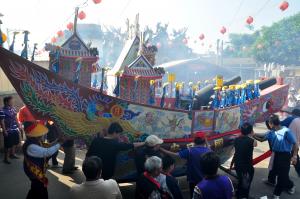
[
  {"left": 194, "top": 137, "right": 205, "bottom": 145},
  {"left": 144, "top": 156, "right": 162, "bottom": 173},
  {"left": 108, "top": 122, "right": 123, "bottom": 135},
  {"left": 200, "top": 152, "right": 220, "bottom": 176},
  {"left": 82, "top": 156, "right": 103, "bottom": 180},
  {"left": 240, "top": 122, "right": 253, "bottom": 135},
  {"left": 162, "top": 155, "right": 175, "bottom": 171},
  {"left": 292, "top": 109, "right": 300, "bottom": 117},
  {"left": 3, "top": 96, "right": 12, "bottom": 106},
  {"left": 269, "top": 114, "right": 280, "bottom": 126}
]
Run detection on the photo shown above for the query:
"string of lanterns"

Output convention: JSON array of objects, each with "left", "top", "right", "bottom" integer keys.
[{"left": 50, "top": 0, "right": 290, "bottom": 47}]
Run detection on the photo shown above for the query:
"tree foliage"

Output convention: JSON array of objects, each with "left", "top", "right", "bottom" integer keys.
[
  {"left": 224, "top": 12, "right": 300, "bottom": 65},
  {"left": 252, "top": 13, "right": 300, "bottom": 65}
]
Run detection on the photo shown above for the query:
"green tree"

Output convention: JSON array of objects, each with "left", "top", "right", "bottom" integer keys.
[
  {"left": 223, "top": 32, "right": 259, "bottom": 58},
  {"left": 251, "top": 12, "right": 300, "bottom": 65}
]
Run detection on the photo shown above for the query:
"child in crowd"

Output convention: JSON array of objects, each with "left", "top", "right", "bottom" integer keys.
[
  {"left": 193, "top": 152, "right": 234, "bottom": 199},
  {"left": 230, "top": 122, "right": 257, "bottom": 199}
]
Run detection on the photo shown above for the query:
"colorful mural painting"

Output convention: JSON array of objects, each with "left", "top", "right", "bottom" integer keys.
[
  {"left": 128, "top": 104, "right": 192, "bottom": 139},
  {"left": 240, "top": 85, "right": 289, "bottom": 125},
  {"left": 193, "top": 110, "right": 214, "bottom": 132},
  {"left": 215, "top": 107, "right": 240, "bottom": 133}
]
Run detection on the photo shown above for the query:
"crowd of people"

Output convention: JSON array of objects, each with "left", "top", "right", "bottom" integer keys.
[{"left": 0, "top": 95, "right": 300, "bottom": 199}]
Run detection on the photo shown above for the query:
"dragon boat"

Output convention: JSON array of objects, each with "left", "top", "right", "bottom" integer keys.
[{"left": 0, "top": 45, "right": 289, "bottom": 181}]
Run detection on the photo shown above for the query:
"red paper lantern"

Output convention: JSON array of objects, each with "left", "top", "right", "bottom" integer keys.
[
  {"left": 199, "top": 34, "right": 205, "bottom": 40},
  {"left": 57, "top": 30, "right": 64, "bottom": 37},
  {"left": 51, "top": 37, "right": 57, "bottom": 43},
  {"left": 156, "top": 42, "right": 161, "bottom": 48},
  {"left": 182, "top": 38, "right": 188, "bottom": 44},
  {"left": 78, "top": 11, "right": 86, "bottom": 20},
  {"left": 220, "top": 26, "right": 227, "bottom": 34},
  {"left": 279, "top": 1, "right": 289, "bottom": 11},
  {"left": 93, "top": 0, "right": 102, "bottom": 4},
  {"left": 67, "top": 22, "right": 74, "bottom": 30},
  {"left": 246, "top": 16, "right": 254, "bottom": 25}
]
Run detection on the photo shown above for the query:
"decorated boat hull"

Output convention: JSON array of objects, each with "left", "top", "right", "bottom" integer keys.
[{"left": 0, "top": 47, "right": 289, "bottom": 180}]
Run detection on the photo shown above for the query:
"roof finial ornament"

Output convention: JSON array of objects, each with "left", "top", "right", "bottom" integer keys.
[
  {"left": 134, "top": 13, "right": 140, "bottom": 37},
  {"left": 138, "top": 31, "right": 144, "bottom": 56},
  {"left": 74, "top": 7, "right": 79, "bottom": 34},
  {"left": 126, "top": 18, "right": 130, "bottom": 40}
]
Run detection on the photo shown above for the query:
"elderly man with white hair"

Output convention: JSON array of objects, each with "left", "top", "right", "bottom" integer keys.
[{"left": 135, "top": 156, "right": 174, "bottom": 199}]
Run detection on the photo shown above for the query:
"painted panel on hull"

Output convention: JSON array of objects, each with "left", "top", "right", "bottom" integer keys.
[
  {"left": 126, "top": 104, "right": 192, "bottom": 139},
  {"left": 215, "top": 107, "right": 240, "bottom": 133},
  {"left": 240, "top": 85, "right": 288, "bottom": 125},
  {"left": 193, "top": 110, "right": 214, "bottom": 132}
]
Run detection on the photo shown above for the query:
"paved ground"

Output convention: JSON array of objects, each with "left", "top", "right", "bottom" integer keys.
[{"left": 0, "top": 123, "right": 299, "bottom": 199}]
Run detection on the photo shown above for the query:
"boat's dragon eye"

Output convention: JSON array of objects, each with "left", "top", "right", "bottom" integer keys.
[{"left": 262, "top": 100, "right": 272, "bottom": 112}]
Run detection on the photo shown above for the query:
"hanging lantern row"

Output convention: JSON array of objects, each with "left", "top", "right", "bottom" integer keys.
[
  {"left": 51, "top": 37, "right": 57, "bottom": 43},
  {"left": 67, "top": 22, "right": 74, "bottom": 30},
  {"left": 78, "top": 11, "right": 86, "bottom": 20},
  {"left": 199, "top": 33, "right": 205, "bottom": 40},
  {"left": 182, "top": 38, "right": 188, "bottom": 45},
  {"left": 51, "top": 1, "right": 290, "bottom": 44},
  {"left": 93, "top": 0, "right": 102, "bottom": 4},
  {"left": 246, "top": 16, "right": 254, "bottom": 25},
  {"left": 57, "top": 30, "right": 64, "bottom": 37},
  {"left": 279, "top": 1, "right": 289, "bottom": 11},
  {"left": 220, "top": 26, "right": 227, "bottom": 34}
]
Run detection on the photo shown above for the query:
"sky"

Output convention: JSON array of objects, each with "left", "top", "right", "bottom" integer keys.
[{"left": 0, "top": 0, "right": 300, "bottom": 54}]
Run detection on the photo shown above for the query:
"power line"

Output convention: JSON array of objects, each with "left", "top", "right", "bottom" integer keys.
[
  {"left": 254, "top": 0, "right": 272, "bottom": 17},
  {"left": 229, "top": 0, "right": 246, "bottom": 27}
]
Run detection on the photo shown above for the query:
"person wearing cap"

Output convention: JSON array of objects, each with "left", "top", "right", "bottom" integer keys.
[
  {"left": 135, "top": 134, "right": 164, "bottom": 175},
  {"left": 86, "top": 122, "right": 144, "bottom": 180},
  {"left": 211, "top": 87, "right": 221, "bottom": 109},
  {"left": 220, "top": 86, "right": 228, "bottom": 108},
  {"left": 160, "top": 134, "right": 211, "bottom": 198},
  {"left": 22, "top": 121, "right": 63, "bottom": 199}
]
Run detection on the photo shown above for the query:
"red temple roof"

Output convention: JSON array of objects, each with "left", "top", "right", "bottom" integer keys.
[{"left": 122, "top": 55, "right": 161, "bottom": 78}]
